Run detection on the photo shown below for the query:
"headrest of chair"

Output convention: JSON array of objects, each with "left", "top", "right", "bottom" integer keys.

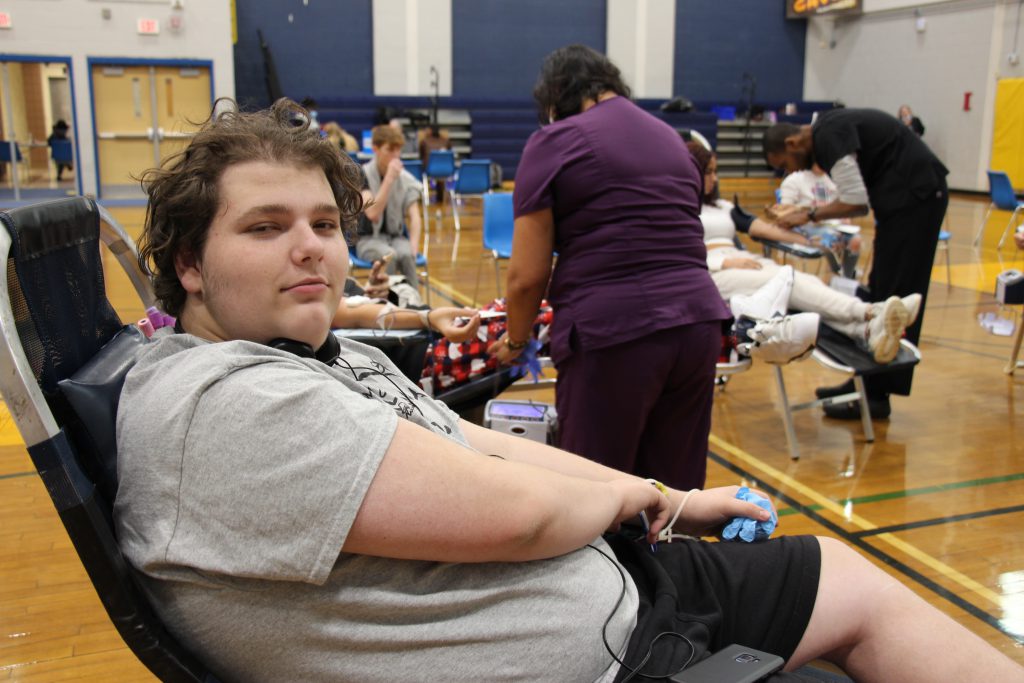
[
  {"left": 1, "top": 197, "right": 123, "bottom": 394},
  {"left": 4, "top": 196, "right": 99, "bottom": 258},
  {"left": 57, "top": 325, "right": 149, "bottom": 502}
]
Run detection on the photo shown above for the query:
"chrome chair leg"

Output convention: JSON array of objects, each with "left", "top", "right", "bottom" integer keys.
[
  {"left": 1006, "top": 308, "right": 1024, "bottom": 375},
  {"left": 493, "top": 249, "right": 502, "bottom": 298},
  {"left": 973, "top": 204, "right": 994, "bottom": 247},
  {"left": 997, "top": 206, "right": 1022, "bottom": 250},
  {"left": 450, "top": 191, "right": 462, "bottom": 262}
]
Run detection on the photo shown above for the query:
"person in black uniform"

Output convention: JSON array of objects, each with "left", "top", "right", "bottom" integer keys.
[{"left": 763, "top": 109, "right": 948, "bottom": 420}]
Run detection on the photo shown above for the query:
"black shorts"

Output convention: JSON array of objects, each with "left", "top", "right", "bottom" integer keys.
[{"left": 609, "top": 533, "right": 820, "bottom": 682}]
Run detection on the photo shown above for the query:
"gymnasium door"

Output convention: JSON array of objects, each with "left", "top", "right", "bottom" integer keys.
[
  {"left": 0, "top": 58, "right": 77, "bottom": 202},
  {"left": 91, "top": 62, "right": 211, "bottom": 199}
]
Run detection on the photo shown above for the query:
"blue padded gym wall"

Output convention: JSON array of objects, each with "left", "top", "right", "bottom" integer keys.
[
  {"left": 674, "top": 0, "right": 806, "bottom": 104},
  {"left": 233, "top": 0, "right": 374, "bottom": 107},
  {"left": 452, "top": 0, "right": 607, "bottom": 99}
]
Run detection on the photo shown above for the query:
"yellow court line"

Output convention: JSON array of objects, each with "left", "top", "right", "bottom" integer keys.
[
  {"left": 709, "top": 433, "right": 1003, "bottom": 607},
  {"left": 428, "top": 278, "right": 475, "bottom": 307}
]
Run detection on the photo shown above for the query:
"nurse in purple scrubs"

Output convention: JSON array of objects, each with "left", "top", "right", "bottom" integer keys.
[{"left": 490, "top": 45, "right": 730, "bottom": 490}]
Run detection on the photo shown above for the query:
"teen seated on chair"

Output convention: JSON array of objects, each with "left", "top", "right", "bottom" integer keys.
[
  {"left": 355, "top": 124, "right": 423, "bottom": 288},
  {"left": 115, "top": 98, "right": 1022, "bottom": 683},
  {"left": 688, "top": 141, "right": 920, "bottom": 368},
  {"left": 770, "top": 165, "right": 862, "bottom": 278}
]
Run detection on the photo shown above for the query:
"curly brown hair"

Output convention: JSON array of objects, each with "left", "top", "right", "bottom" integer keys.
[{"left": 137, "top": 98, "right": 365, "bottom": 317}]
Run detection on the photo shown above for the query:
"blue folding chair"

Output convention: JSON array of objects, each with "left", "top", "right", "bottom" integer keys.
[
  {"left": 423, "top": 150, "right": 456, "bottom": 226},
  {"left": 424, "top": 149, "right": 455, "bottom": 189},
  {"left": 973, "top": 170, "right": 1024, "bottom": 249},
  {"left": 402, "top": 159, "right": 423, "bottom": 181},
  {"left": 450, "top": 159, "right": 493, "bottom": 261},
  {"left": 473, "top": 192, "right": 515, "bottom": 307},
  {"left": 0, "top": 140, "right": 24, "bottom": 163},
  {"left": 0, "top": 140, "right": 25, "bottom": 184}
]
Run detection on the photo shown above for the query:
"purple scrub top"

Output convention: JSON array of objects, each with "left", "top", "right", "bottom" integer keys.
[{"left": 514, "top": 96, "right": 730, "bottom": 363}]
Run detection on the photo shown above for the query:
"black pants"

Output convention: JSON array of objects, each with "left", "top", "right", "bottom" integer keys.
[
  {"left": 865, "top": 185, "right": 948, "bottom": 397},
  {"left": 609, "top": 534, "right": 821, "bottom": 682}
]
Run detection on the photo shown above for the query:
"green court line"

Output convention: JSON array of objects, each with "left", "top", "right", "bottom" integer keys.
[
  {"left": 777, "top": 471, "right": 1024, "bottom": 517},
  {"left": 0, "top": 470, "right": 34, "bottom": 480}
]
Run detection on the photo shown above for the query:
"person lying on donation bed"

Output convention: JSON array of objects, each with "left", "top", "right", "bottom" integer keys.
[{"left": 687, "top": 141, "right": 920, "bottom": 365}]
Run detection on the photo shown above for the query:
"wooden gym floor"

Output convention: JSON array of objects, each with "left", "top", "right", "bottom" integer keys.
[{"left": 0, "top": 180, "right": 1022, "bottom": 680}]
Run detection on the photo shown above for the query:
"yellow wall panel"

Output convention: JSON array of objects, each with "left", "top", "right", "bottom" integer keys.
[{"left": 990, "top": 78, "right": 1024, "bottom": 189}]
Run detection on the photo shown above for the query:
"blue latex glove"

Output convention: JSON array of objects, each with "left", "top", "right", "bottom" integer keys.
[
  {"left": 721, "top": 486, "right": 777, "bottom": 542},
  {"left": 509, "top": 338, "right": 543, "bottom": 382}
]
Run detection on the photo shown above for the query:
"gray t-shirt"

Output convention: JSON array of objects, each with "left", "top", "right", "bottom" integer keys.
[
  {"left": 114, "top": 333, "right": 637, "bottom": 682},
  {"left": 362, "top": 160, "right": 421, "bottom": 238}
]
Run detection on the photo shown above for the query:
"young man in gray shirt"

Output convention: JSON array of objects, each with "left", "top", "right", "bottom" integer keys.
[
  {"left": 357, "top": 124, "right": 424, "bottom": 288},
  {"left": 114, "top": 97, "right": 1022, "bottom": 683}
]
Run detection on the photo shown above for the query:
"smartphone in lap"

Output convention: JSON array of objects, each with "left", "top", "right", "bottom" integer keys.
[{"left": 674, "top": 644, "right": 784, "bottom": 683}]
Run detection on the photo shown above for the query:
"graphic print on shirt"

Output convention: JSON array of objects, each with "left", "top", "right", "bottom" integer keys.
[{"left": 332, "top": 355, "right": 453, "bottom": 435}]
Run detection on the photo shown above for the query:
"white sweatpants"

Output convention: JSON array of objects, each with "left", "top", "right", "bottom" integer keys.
[{"left": 710, "top": 250, "right": 869, "bottom": 340}]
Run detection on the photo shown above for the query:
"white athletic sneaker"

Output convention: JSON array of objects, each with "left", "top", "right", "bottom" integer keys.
[
  {"left": 866, "top": 296, "right": 910, "bottom": 363},
  {"left": 730, "top": 265, "right": 794, "bottom": 321},
  {"left": 901, "top": 293, "right": 922, "bottom": 327},
  {"left": 745, "top": 312, "right": 820, "bottom": 364}
]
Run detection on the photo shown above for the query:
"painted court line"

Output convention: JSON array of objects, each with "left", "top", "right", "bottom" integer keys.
[
  {"left": 853, "top": 503, "right": 1024, "bottom": 538},
  {"left": 707, "top": 446, "right": 1018, "bottom": 643},
  {"left": 777, "top": 471, "right": 1024, "bottom": 516},
  {"left": 708, "top": 434, "right": 1004, "bottom": 608}
]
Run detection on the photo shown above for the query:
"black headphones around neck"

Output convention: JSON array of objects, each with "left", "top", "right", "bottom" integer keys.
[
  {"left": 267, "top": 332, "right": 341, "bottom": 365},
  {"left": 174, "top": 320, "right": 341, "bottom": 366}
]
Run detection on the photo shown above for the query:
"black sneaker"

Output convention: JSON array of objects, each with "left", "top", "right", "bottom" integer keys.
[
  {"left": 814, "top": 379, "right": 855, "bottom": 400},
  {"left": 823, "top": 396, "right": 891, "bottom": 420}
]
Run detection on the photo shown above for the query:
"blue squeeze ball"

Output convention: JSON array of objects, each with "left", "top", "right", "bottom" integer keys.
[{"left": 721, "top": 486, "right": 777, "bottom": 542}]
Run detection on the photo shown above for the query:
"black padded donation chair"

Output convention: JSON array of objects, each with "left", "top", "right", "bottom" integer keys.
[{"left": 0, "top": 197, "right": 221, "bottom": 682}]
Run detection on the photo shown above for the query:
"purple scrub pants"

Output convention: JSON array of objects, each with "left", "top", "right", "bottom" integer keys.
[{"left": 555, "top": 320, "right": 721, "bottom": 490}]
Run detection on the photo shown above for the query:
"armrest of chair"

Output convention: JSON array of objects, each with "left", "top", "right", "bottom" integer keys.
[
  {"left": 434, "top": 366, "right": 520, "bottom": 418},
  {"left": 755, "top": 237, "right": 842, "bottom": 274},
  {"left": 755, "top": 237, "right": 823, "bottom": 259},
  {"left": 57, "top": 325, "right": 149, "bottom": 504}
]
